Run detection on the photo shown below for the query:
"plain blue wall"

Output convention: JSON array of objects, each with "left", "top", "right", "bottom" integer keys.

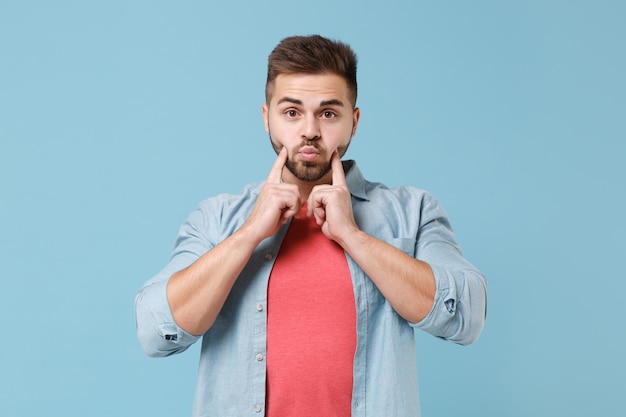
[{"left": 1, "top": 1, "right": 624, "bottom": 416}]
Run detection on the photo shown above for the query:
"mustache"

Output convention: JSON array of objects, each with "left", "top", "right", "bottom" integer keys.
[
  {"left": 268, "top": 136, "right": 326, "bottom": 156},
  {"left": 293, "top": 141, "right": 326, "bottom": 152}
]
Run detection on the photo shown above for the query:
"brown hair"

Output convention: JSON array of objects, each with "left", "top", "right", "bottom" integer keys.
[{"left": 265, "top": 35, "right": 358, "bottom": 107}]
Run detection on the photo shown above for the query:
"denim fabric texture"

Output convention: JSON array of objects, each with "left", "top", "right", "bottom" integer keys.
[{"left": 135, "top": 160, "right": 487, "bottom": 417}]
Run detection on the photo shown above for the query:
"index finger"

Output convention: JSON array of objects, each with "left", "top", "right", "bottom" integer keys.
[
  {"left": 331, "top": 151, "right": 346, "bottom": 186},
  {"left": 267, "top": 147, "right": 288, "bottom": 183}
]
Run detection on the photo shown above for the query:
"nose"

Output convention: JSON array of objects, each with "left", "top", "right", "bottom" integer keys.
[{"left": 302, "top": 115, "right": 320, "bottom": 141}]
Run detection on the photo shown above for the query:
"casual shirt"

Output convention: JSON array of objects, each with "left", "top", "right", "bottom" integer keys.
[{"left": 135, "top": 160, "right": 488, "bottom": 417}]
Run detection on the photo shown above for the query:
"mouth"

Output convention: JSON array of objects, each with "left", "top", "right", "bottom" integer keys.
[{"left": 297, "top": 146, "right": 321, "bottom": 161}]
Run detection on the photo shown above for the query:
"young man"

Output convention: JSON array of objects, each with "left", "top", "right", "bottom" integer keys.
[{"left": 136, "top": 35, "right": 487, "bottom": 417}]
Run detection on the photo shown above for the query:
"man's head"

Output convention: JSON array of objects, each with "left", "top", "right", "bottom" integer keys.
[
  {"left": 262, "top": 35, "right": 360, "bottom": 185},
  {"left": 265, "top": 35, "right": 358, "bottom": 108}
]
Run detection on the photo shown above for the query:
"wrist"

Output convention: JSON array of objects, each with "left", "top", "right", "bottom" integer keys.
[
  {"left": 334, "top": 224, "right": 364, "bottom": 250},
  {"left": 234, "top": 221, "right": 267, "bottom": 249}
]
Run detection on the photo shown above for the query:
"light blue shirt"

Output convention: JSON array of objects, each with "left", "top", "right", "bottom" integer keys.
[{"left": 135, "top": 160, "right": 487, "bottom": 417}]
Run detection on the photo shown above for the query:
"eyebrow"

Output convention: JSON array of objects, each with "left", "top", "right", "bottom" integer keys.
[
  {"left": 320, "top": 99, "right": 345, "bottom": 107},
  {"left": 276, "top": 97, "right": 345, "bottom": 107},
  {"left": 277, "top": 97, "right": 302, "bottom": 106}
]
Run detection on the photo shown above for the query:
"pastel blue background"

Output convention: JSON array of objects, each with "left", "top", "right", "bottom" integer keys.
[{"left": 1, "top": 1, "right": 624, "bottom": 416}]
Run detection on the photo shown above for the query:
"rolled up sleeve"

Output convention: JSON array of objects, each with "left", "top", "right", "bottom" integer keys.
[
  {"left": 135, "top": 206, "right": 211, "bottom": 357},
  {"left": 135, "top": 276, "right": 201, "bottom": 357},
  {"left": 411, "top": 194, "right": 488, "bottom": 345}
]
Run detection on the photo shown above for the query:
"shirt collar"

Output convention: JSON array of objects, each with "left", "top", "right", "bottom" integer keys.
[{"left": 343, "top": 160, "right": 369, "bottom": 201}]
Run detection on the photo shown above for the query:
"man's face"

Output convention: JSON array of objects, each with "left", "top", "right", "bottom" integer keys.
[{"left": 262, "top": 73, "right": 360, "bottom": 184}]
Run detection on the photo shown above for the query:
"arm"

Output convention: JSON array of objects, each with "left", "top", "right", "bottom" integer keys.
[
  {"left": 308, "top": 153, "right": 486, "bottom": 344},
  {"left": 136, "top": 148, "right": 303, "bottom": 355},
  {"left": 165, "top": 222, "right": 265, "bottom": 336},
  {"left": 337, "top": 229, "right": 436, "bottom": 323},
  {"left": 166, "top": 147, "right": 301, "bottom": 336},
  {"left": 308, "top": 153, "right": 434, "bottom": 322}
]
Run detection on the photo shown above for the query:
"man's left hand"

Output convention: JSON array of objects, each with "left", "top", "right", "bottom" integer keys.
[{"left": 307, "top": 152, "right": 358, "bottom": 245}]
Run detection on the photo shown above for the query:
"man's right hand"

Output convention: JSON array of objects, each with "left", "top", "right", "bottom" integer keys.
[
  {"left": 241, "top": 147, "right": 302, "bottom": 242},
  {"left": 165, "top": 148, "right": 302, "bottom": 335}
]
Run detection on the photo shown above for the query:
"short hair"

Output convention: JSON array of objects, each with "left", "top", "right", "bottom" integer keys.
[{"left": 265, "top": 35, "right": 358, "bottom": 107}]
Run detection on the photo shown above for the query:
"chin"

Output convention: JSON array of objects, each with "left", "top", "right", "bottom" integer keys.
[{"left": 288, "top": 160, "right": 331, "bottom": 182}]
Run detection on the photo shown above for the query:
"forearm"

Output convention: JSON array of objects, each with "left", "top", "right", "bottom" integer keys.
[
  {"left": 339, "top": 229, "right": 436, "bottom": 323},
  {"left": 166, "top": 224, "right": 262, "bottom": 336}
]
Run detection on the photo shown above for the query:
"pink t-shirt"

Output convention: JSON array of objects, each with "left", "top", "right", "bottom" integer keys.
[{"left": 266, "top": 205, "right": 356, "bottom": 417}]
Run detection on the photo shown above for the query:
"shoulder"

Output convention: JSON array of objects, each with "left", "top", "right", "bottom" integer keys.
[
  {"left": 364, "top": 180, "right": 440, "bottom": 210},
  {"left": 358, "top": 178, "right": 449, "bottom": 229},
  {"left": 345, "top": 160, "right": 438, "bottom": 207},
  {"left": 183, "top": 182, "right": 263, "bottom": 234},
  {"left": 195, "top": 181, "right": 263, "bottom": 212}
]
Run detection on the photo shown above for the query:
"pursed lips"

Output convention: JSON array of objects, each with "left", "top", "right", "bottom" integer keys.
[{"left": 298, "top": 146, "right": 321, "bottom": 161}]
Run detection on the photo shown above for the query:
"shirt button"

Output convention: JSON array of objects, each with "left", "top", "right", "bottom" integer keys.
[
  {"left": 265, "top": 253, "right": 273, "bottom": 261},
  {"left": 254, "top": 404, "right": 262, "bottom": 413},
  {"left": 256, "top": 303, "right": 263, "bottom": 312},
  {"left": 256, "top": 353, "right": 264, "bottom": 361}
]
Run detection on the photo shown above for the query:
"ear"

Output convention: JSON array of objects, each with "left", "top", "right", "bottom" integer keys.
[
  {"left": 351, "top": 107, "right": 361, "bottom": 137},
  {"left": 262, "top": 104, "right": 270, "bottom": 134}
]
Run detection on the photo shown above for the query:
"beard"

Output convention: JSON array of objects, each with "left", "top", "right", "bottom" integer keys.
[{"left": 269, "top": 135, "right": 351, "bottom": 182}]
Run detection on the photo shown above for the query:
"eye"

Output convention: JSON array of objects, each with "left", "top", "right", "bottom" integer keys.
[
  {"left": 285, "top": 109, "right": 299, "bottom": 118},
  {"left": 321, "top": 110, "right": 337, "bottom": 119}
]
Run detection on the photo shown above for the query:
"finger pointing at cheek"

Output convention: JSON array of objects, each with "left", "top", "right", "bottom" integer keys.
[
  {"left": 306, "top": 151, "right": 347, "bottom": 221},
  {"left": 331, "top": 151, "right": 346, "bottom": 186},
  {"left": 267, "top": 147, "right": 288, "bottom": 184}
]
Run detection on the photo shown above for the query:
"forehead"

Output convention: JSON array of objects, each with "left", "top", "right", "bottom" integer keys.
[{"left": 269, "top": 73, "right": 351, "bottom": 106}]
